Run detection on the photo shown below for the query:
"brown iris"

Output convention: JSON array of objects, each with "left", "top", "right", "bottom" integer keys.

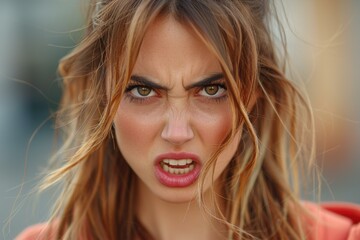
[
  {"left": 137, "top": 86, "right": 152, "bottom": 96},
  {"left": 204, "top": 85, "right": 219, "bottom": 95}
]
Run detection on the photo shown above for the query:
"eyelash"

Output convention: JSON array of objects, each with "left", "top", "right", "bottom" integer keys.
[
  {"left": 198, "top": 83, "right": 228, "bottom": 103},
  {"left": 124, "top": 83, "right": 228, "bottom": 104},
  {"left": 124, "top": 84, "right": 158, "bottom": 103}
]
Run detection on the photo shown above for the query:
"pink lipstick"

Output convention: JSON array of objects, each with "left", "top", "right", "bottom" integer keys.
[{"left": 154, "top": 152, "right": 201, "bottom": 187}]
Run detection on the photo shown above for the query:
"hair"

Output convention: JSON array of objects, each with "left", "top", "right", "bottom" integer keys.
[{"left": 41, "top": 0, "right": 315, "bottom": 239}]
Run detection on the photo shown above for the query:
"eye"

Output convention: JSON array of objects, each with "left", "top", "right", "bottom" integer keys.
[
  {"left": 129, "top": 86, "right": 156, "bottom": 98},
  {"left": 204, "top": 85, "right": 219, "bottom": 95},
  {"left": 198, "top": 84, "right": 226, "bottom": 98}
]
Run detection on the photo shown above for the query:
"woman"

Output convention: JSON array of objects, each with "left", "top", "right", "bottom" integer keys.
[{"left": 16, "top": 0, "right": 360, "bottom": 239}]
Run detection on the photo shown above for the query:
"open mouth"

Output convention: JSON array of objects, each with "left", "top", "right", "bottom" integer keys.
[
  {"left": 160, "top": 159, "right": 196, "bottom": 175},
  {"left": 155, "top": 153, "right": 201, "bottom": 187}
]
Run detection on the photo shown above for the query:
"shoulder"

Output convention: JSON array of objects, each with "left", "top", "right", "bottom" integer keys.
[
  {"left": 303, "top": 201, "right": 360, "bottom": 240},
  {"left": 15, "top": 221, "right": 58, "bottom": 240}
]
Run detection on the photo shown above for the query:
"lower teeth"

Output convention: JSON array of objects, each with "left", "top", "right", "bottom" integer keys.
[{"left": 161, "top": 164, "right": 194, "bottom": 175}]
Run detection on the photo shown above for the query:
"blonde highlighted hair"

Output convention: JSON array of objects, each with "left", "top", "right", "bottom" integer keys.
[{"left": 42, "top": 0, "right": 315, "bottom": 239}]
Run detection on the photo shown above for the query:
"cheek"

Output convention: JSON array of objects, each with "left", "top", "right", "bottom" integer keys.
[
  {"left": 198, "top": 115, "right": 241, "bottom": 192},
  {"left": 113, "top": 101, "right": 162, "bottom": 158},
  {"left": 193, "top": 104, "right": 233, "bottom": 149},
  {"left": 216, "top": 131, "right": 241, "bottom": 167},
  {"left": 113, "top": 113, "right": 141, "bottom": 152},
  {"left": 193, "top": 104, "right": 241, "bottom": 177}
]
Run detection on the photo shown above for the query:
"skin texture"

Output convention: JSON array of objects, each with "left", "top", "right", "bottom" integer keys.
[{"left": 113, "top": 16, "right": 241, "bottom": 240}]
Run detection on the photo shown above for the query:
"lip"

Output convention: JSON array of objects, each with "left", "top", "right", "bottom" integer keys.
[{"left": 154, "top": 152, "right": 201, "bottom": 188}]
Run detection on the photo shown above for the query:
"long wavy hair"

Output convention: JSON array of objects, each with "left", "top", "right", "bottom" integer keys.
[{"left": 41, "top": 0, "right": 315, "bottom": 239}]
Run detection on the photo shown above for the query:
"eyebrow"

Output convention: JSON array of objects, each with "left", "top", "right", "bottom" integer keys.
[
  {"left": 129, "top": 75, "right": 168, "bottom": 90},
  {"left": 129, "top": 73, "right": 225, "bottom": 90},
  {"left": 184, "top": 73, "right": 224, "bottom": 90}
]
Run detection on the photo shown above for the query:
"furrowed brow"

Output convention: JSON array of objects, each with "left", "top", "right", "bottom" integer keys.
[
  {"left": 184, "top": 73, "right": 224, "bottom": 90},
  {"left": 130, "top": 75, "right": 168, "bottom": 90}
]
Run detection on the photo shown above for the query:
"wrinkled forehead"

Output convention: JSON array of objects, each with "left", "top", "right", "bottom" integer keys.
[{"left": 132, "top": 16, "right": 223, "bottom": 88}]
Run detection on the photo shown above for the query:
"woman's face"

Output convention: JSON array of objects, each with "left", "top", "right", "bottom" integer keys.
[{"left": 114, "top": 16, "right": 241, "bottom": 203}]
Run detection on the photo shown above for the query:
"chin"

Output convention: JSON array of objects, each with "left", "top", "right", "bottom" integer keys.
[
  {"left": 156, "top": 185, "right": 199, "bottom": 203},
  {"left": 138, "top": 180, "right": 201, "bottom": 204}
]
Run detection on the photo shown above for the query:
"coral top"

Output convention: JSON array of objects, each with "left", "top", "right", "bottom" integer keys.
[
  {"left": 16, "top": 202, "right": 360, "bottom": 240},
  {"left": 303, "top": 202, "right": 360, "bottom": 239}
]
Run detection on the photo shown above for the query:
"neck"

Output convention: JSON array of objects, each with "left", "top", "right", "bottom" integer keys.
[{"left": 135, "top": 180, "right": 227, "bottom": 240}]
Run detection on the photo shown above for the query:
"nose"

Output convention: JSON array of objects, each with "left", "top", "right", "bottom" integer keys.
[{"left": 161, "top": 108, "right": 194, "bottom": 145}]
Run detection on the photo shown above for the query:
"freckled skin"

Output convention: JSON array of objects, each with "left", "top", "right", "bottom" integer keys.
[{"left": 113, "top": 16, "right": 241, "bottom": 203}]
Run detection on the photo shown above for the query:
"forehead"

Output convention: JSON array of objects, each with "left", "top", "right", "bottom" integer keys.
[{"left": 132, "top": 16, "right": 222, "bottom": 86}]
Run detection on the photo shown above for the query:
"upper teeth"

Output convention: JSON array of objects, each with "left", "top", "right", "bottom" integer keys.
[{"left": 162, "top": 159, "right": 193, "bottom": 166}]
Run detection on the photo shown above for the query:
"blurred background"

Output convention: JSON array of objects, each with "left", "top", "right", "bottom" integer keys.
[{"left": 0, "top": 0, "right": 359, "bottom": 239}]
